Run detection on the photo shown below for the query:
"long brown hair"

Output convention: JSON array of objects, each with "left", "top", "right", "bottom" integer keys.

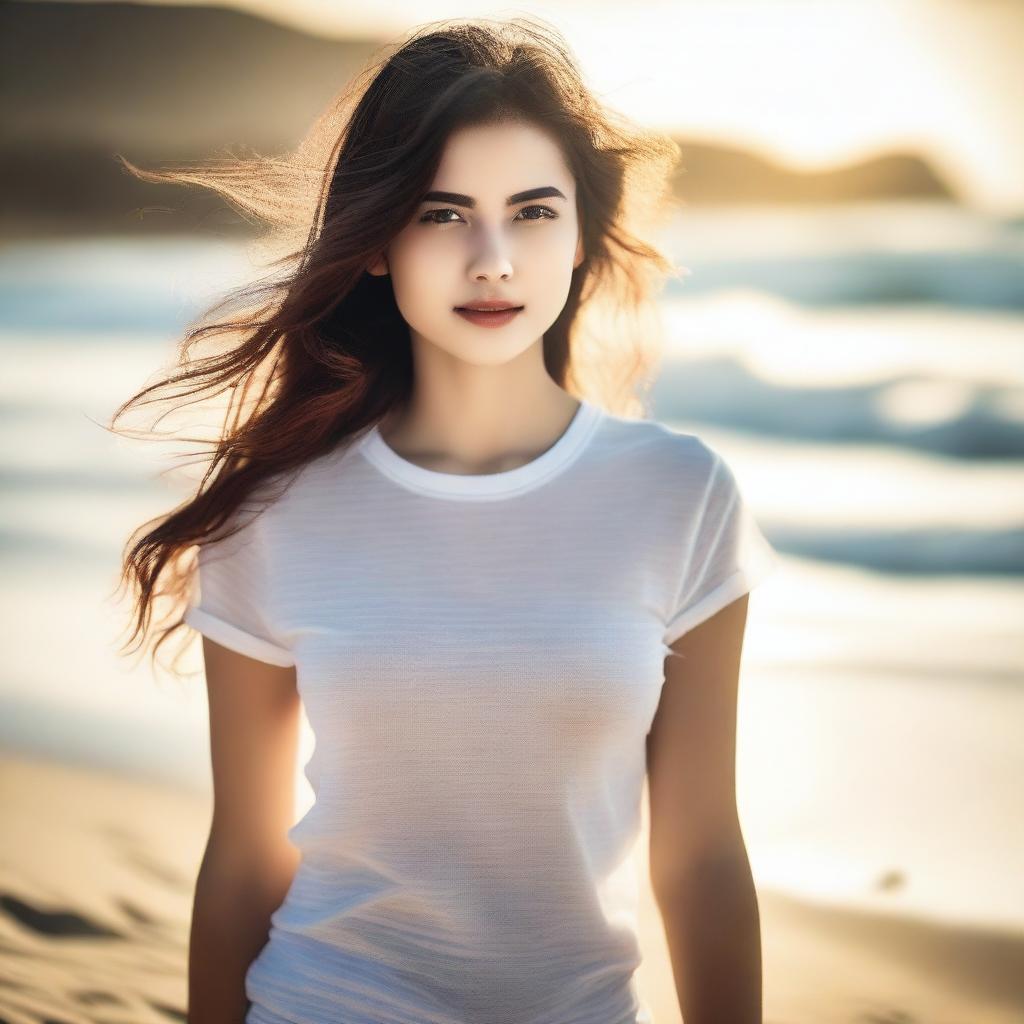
[{"left": 109, "top": 16, "right": 683, "bottom": 676}]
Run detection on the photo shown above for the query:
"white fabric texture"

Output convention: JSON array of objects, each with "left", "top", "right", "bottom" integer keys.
[{"left": 184, "top": 397, "right": 778, "bottom": 1024}]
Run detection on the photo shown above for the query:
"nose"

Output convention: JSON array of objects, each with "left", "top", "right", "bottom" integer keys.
[{"left": 468, "top": 226, "right": 514, "bottom": 282}]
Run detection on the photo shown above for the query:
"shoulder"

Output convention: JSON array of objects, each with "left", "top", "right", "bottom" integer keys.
[
  {"left": 592, "top": 409, "right": 719, "bottom": 489},
  {"left": 253, "top": 437, "right": 365, "bottom": 529}
]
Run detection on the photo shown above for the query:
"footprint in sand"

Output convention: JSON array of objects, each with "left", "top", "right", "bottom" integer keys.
[{"left": 0, "top": 892, "right": 123, "bottom": 938}]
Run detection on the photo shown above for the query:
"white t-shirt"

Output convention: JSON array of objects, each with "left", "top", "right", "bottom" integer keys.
[{"left": 184, "top": 397, "right": 778, "bottom": 1024}]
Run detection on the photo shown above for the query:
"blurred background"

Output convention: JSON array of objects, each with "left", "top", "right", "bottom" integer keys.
[{"left": 1, "top": 1, "right": 1022, "bottom": 1022}]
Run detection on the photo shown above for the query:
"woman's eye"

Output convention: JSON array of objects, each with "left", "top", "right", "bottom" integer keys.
[
  {"left": 419, "top": 205, "right": 557, "bottom": 225},
  {"left": 420, "top": 208, "right": 462, "bottom": 224},
  {"left": 516, "top": 205, "right": 558, "bottom": 221}
]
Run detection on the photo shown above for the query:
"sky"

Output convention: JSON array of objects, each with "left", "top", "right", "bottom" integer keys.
[{"left": 33, "top": 0, "right": 1024, "bottom": 214}]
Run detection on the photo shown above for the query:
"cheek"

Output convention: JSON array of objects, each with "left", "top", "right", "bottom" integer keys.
[
  {"left": 388, "top": 235, "right": 446, "bottom": 304},
  {"left": 526, "top": 221, "right": 580, "bottom": 264}
]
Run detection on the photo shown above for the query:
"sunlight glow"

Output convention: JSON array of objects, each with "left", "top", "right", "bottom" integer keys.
[{"left": 101, "top": 0, "right": 1024, "bottom": 213}]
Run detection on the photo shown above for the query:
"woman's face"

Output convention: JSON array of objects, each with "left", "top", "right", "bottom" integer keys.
[{"left": 368, "top": 119, "right": 584, "bottom": 366}]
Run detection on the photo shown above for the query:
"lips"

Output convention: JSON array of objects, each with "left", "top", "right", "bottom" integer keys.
[
  {"left": 454, "top": 301, "right": 524, "bottom": 311},
  {"left": 454, "top": 306, "right": 524, "bottom": 327}
]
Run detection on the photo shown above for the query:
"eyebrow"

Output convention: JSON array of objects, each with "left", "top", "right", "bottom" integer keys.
[{"left": 419, "top": 186, "right": 567, "bottom": 208}]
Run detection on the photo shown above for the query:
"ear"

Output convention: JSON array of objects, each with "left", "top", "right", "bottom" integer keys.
[
  {"left": 573, "top": 231, "right": 584, "bottom": 269},
  {"left": 366, "top": 252, "right": 389, "bottom": 276}
]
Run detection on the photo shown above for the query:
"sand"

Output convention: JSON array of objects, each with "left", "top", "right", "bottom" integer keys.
[{"left": 1, "top": 751, "right": 1021, "bottom": 1024}]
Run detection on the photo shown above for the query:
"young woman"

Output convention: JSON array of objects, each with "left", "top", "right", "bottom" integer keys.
[{"left": 114, "top": 17, "right": 777, "bottom": 1024}]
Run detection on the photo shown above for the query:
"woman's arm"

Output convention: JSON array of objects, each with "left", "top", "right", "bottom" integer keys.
[
  {"left": 190, "top": 835, "right": 300, "bottom": 1023},
  {"left": 646, "top": 594, "right": 762, "bottom": 1024},
  {"left": 188, "top": 637, "right": 303, "bottom": 1024}
]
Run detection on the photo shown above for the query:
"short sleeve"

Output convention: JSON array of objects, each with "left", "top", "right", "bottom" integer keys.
[
  {"left": 183, "top": 513, "right": 295, "bottom": 668},
  {"left": 662, "top": 449, "right": 779, "bottom": 646}
]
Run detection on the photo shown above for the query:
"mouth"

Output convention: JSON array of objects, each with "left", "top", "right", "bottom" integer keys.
[
  {"left": 454, "top": 305, "right": 525, "bottom": 327},
  {"left": 454, "top": 303, "right": 524, "bottom": 311}
]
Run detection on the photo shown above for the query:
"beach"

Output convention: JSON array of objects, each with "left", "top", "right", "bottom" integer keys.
[
  {"left": 2, "top": 750, "right": 1022, "bottom": 1023},
  {"left": 1, "top": 211, "right": 1022, "bottom": 1021},
  {"left": 3, "top": 0, "right": 1024, "bottom": 1011}
]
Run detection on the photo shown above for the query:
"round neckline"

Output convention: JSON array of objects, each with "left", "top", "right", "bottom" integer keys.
[{"left": 357, "top": 398, "right": 604, "bottom": 500}]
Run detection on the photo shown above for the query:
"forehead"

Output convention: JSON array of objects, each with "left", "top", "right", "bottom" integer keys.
[{"left": 431, "top": 120, "right": 574, "bottom": 195}]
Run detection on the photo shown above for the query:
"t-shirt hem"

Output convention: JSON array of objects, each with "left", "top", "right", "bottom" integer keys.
[
  {"left": 184, "top": 605, "right": 295, "bottom": 667},
  {"left": 661, "top": 554, "right": 778, "bottom": 647}
]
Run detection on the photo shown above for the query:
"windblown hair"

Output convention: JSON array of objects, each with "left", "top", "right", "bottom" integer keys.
[{"left": 109, "top": 15, "right": 683, "bottom": 676}]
